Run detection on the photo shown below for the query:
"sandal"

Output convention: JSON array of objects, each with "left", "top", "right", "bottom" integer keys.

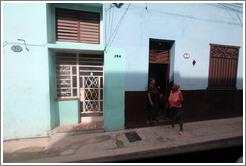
[{"left": 178, "top": 131, "right": 184, "bottom": 135}]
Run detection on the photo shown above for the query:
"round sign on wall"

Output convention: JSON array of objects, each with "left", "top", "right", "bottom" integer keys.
[
  {"left": 183, "top": 53, "right": 190, "bottom": 59},
  {"left": 11, "top": 45, "right": 23, "bottom": 52}
]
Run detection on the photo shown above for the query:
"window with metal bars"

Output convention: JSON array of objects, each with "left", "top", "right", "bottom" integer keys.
[
  {"left": 56, "top": 53, "right": 104, "bottom": 101},
  {"left": 56, "top": 53, "right": 78, "bottom": 98},
  {"left": 56, "top": 8, "right": 100, "bottom": 44}
]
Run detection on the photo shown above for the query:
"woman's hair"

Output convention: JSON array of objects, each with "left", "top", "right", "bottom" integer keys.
[
  {"left": 173, "top": 83, "right": 180, "bottom": 90},
  {"left": 175, "top": 83, "right": 180, "bottom": 89}
]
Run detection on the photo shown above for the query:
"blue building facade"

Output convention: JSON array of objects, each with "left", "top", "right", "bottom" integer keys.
[{"left": 2, "top": 2, "right": 244, "bottom": 140}]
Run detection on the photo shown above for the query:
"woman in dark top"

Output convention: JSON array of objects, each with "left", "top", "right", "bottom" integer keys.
[{"left": 147, "top": 77, "right": 161, "bottom": 124}]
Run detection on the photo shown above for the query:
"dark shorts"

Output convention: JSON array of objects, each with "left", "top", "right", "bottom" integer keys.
[
  {"left": 168, "top": 107, "right": 183, "bottom": 121},
  {"left": 149, "top": 101, "right": 159, "bottom": 116}
]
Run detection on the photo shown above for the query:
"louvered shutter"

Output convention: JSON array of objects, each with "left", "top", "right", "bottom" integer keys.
[
  {"left": 79, "top": 11, "right": 100, "bottom": 44},
  {"left": 56, "top": 8, "right": 100, "bottom": 44},
  {"left": 149, "top": 50, "right": 170, "bottom": 64}
]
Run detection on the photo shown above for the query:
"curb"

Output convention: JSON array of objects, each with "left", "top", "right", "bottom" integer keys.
[
  {"left": 18, "top": 136, "right": 243, "bottom": 163},
  {"left": 73, "top": 136, "right": 243, "bottom": 163}
]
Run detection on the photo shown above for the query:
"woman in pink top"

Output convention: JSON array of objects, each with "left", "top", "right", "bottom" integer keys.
[{"left": 168, "top": 83, "right": 184, "bottom": 135}]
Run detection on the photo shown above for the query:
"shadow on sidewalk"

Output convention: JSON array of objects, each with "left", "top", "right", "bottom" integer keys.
[{"left": 115, "top": 145, "right": 243, "bottom": 163}]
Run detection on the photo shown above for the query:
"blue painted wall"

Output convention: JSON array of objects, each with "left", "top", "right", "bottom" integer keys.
[
  {"left": 3, "top": 3, "right": 51, "bottom": 140},
  {"left": 103, "top": 3, "right": 243, "bottom": 91}
]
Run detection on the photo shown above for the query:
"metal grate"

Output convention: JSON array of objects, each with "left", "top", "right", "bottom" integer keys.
[
  {"left": 56, "top": 53, "right": 104, "bottom": 114},
  {"left": 125, "top": 131, "right": 142, "bottom": 143},
  {"left": 56, "top": 53, "right": 77, "bottom": 98},
  {"left": 79, "top": 54, "right": 104, "bottom": 114}
]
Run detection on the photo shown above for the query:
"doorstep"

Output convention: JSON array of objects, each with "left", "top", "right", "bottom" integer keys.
[{"left": 50, "top": 121, "right": 104, "bottom": 137}]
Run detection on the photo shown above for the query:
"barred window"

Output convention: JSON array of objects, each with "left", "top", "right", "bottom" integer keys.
[{"left": 56, "top": 53, "right": 77, "bottom": 98}]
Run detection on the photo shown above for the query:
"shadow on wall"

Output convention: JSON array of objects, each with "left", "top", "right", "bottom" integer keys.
[{"left": 125, "top": 72, "right": 243, "bottom": 129}]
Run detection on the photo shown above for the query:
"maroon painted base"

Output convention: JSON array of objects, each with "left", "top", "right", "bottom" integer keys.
[
  {"left": 125, "top": 91, "right": 149, "bottom": 129},
  {"left": 125, "top": 90, "right": 243, "bottom": 129}
]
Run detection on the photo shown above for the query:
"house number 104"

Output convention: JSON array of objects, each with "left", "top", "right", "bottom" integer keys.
[{"left": 114, "top": 55, "right": 121, "bottom": 58}]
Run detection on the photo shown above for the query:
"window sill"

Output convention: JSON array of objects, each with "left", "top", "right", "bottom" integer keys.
[
  {"left": 56, "top": 98, "right": 79, "bottom": 101},
  {"left": 47, "top": 43, "right": 104, "bottom": 52}
]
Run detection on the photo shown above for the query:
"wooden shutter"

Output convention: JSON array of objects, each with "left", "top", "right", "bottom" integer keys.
[
  {"left": 149, "top": 50, "right": 170, "bottom": 64},
  {"left": 56, "top": 8, "right": 100, "bottom": 44},
  {"left": 208, "top": 44, "right": 240, "bottom": 89}
]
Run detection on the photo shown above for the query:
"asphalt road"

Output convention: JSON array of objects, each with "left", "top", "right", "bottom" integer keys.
[{"left": 116, "top": 146, "right": 243, "bottom": 163}]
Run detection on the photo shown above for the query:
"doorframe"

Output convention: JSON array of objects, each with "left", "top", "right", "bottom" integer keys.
[{"left": 148, "top": 39, "right": 174, "bottom": 110}]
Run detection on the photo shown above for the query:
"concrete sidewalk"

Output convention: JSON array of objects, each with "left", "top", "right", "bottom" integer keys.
[{"left": 3, "top": 117, "right": 243, "bottom": 163}]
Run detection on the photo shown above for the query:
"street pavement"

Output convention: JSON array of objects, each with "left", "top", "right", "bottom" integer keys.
[{"left": 2, "top": 116, "right": 243, "bottom": 163}]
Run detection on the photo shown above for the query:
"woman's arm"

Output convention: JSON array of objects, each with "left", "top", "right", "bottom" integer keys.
[
  {"left": 148, "top": 93, "right": 153, "bottom": 106},
  {"left": 179, "top": 92, "right": 184, "bottom": 102}
]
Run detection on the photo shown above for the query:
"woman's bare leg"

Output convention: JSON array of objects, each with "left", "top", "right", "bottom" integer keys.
[
  {"left": 179, "top": 120, "right": 183, "bottom": 131},
  {"left": 171, "top": 118, "right": 175, "bottom": 128}
]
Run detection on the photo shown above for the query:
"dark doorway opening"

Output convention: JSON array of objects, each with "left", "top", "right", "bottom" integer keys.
[
  {"left": 148, "top": 39, "right": 174, "bottom": 123},
  {"left": 149, "top": 64, "right": 168, "bottom": 95}
]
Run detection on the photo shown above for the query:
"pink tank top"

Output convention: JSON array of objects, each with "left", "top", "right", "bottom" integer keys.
[{"left": 169, "top": 91, "right": 182, "bottom": 108}]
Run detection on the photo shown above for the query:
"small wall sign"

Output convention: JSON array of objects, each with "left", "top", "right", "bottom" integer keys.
[
  {"left": 114, "top": 54, "right": 121, "bottom": 58},
  {"left": 183, "top": 53, "right": 190, "bottom": 59},
  {"left": 11, "top": 45, "right": 23, "bottom": 52}
]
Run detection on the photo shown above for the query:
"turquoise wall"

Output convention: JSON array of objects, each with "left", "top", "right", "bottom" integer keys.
[
  {"left": 103, "top": 3, "right": 243, "bottom": 91},
  {"left": 57, "top": 100, "right": 80, "bottom": 125},
  {"left": 47, "top": 3, "right": 126, "bottom": 131},
  {"left": 48, "top": 49, "right": 59, "bottom": 129},
  {"left": 104, "top": 48, "right": 126, "bottom": 131},
  {"left": 46, "top": 3, "right": 104, "bottom": 129},
  {"left": 3, "top": 3, "right": 51, "bottom": 140}
]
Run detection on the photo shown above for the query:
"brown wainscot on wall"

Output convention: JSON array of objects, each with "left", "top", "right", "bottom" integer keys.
[{"left": 125, "top": 90, "right": 243, "bottom": 129}]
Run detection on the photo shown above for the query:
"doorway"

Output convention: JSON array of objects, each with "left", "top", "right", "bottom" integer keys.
[
  {"left": 149, "top": 39, "right": 174, "bottom": 123},
  {"left": 78, "top": 54, "right": 104, "bottom": 125},
  {"left": 149, "top": 64, "right": 168, "bottom": 95},
  {"left": 53, "top": 52, "right": 104, "bottom": 133}
]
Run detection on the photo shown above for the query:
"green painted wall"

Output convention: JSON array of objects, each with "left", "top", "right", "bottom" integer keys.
[
  {"left": 46, "top": 3, "right": 104, "bottom": 129},
  {"left": 48, "top": 49, "right": 59, "bottom": 129},
  {"left": 57, "top": 100, "right": 80, "bottom": 125},
  {"left": 104, "top": 48, "right": 126, "bottom": 131}
]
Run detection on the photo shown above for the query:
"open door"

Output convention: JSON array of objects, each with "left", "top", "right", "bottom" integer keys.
[
  {"left": 149, "top": 39, "right": 174, "bottom": 119},
  {"left": 149, "top": 64, "right": 169, "bottom": 108}
]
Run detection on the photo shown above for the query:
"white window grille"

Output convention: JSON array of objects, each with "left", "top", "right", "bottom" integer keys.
[
  {"left": 56, "top": 53, "right": 77, "bottom": 98},
  {"left": 56, "top": 53, "right": 104, "bottom": 114}
]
